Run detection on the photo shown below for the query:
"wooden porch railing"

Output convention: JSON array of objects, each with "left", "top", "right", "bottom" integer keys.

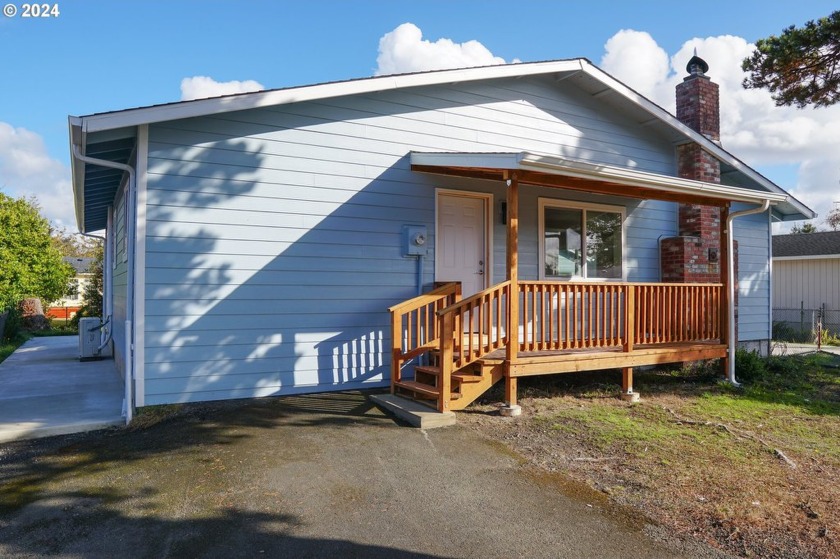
[
  {"left": 633, "top": 283, "right": 722, "bottom": 345},
  {"left": 517, "top": 281, "right": 723, "bottom": 352},
  {"left": 390, "top": 280, "right": 723, "bottom": 412},
  {"left": 437, "top": 281, "right": 511, "bottom": 370},
  {"left": 388, "top": 282, "right": 461, "bottom": 392}
]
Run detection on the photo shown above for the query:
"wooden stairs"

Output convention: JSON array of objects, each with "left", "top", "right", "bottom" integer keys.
[{"left": 394, "top": 349, "right": 504, "bottom": 411}]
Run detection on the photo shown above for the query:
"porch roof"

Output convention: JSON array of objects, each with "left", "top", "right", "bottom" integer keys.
[{"left": 410, "top": 151, "right": 809, "bottom": 220}]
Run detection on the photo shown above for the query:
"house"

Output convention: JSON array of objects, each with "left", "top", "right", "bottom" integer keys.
[
  {"left": 46, "top": 256, "right": 95, "bottom": 319},
  {"left": 68, "top": 57, "right": 813, "bottom": 416},
  {"left": 772, "top": 231, "right": 840, "bottom": 338}
]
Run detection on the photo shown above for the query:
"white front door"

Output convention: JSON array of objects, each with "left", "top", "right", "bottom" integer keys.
[{"left": 437, "top": 192, "right": 488, "bottom": 297}]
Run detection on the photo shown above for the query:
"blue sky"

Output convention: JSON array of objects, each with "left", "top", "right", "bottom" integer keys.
[{"left": 1, "top": 1, "right": 838, "bottom": 230}]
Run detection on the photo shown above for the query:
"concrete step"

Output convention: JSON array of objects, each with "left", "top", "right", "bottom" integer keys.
[{"left": 369, "top": 394, "right": 456, "bottom": 429}]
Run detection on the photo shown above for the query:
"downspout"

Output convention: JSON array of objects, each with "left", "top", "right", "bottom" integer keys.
[
  {"left": 767, "top": 211, "right": 774, "bottom": 357},
  {"left": 726, "top": 199, "right": 770, "bottom": 386},
  {"left": 71, "top": 143, "right": 136, "bottom": 423}
]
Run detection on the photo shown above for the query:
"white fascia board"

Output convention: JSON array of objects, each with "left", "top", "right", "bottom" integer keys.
[
  {"left": 76, "top": 60, "right": 585, "bottom": 133},
  {"left": 411, "top": 151, "right": 787, "bottom": 205},
  {"left": 519, "top": 153, "right": 787, "bottom": 204},
  {"left": 68, "top": 118, "right": 86, "bottom": 232}
]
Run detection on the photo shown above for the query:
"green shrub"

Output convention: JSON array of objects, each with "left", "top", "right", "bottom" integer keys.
[
  {"left": 734, "top": 347, "right": 768, "bottom": 383},
  {"left": 818, "top": 328, "right": 840, "bottom": 347},
  {"left": 2, "top": 306, "right": 22, "bottom": 341}
]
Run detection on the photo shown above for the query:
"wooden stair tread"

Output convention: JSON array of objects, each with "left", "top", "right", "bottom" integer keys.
[
  {"left": 416, "top": 366, "right": 483, "bottom": 383},
  {"left": 395, "top": 380, "right": 462, "bottom": 399}
]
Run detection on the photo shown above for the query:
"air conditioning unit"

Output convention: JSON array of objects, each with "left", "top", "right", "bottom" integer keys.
[{"left": 79, "top": 317, "right": 101, "bottom": 361}]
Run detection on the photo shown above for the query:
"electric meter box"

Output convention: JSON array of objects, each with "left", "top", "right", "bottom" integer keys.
[{"left": 402, "top": 225, "right": 428, "bottom": 256}]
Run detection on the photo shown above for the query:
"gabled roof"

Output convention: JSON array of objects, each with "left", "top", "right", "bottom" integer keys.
[
  {"left": 773, "top": 231, "right": 840, "bottom": 258},
  {"left": 68, "top": 58, "right": 815, "bottom": 233}
]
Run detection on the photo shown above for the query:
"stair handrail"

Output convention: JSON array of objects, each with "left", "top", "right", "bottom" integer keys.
[
  {"left": 436, "top": 281, "right": 512, "bottom": 406},
  {"left": 389, "top": 282, "right": 461, "bottom": 394}
]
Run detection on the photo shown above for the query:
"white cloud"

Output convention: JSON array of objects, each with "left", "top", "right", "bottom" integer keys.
[
  {"left": 180, "top": 76, "right": 264, "bottom": 101},
  {"left": 601, "top": 30, "right": 670, "bottom": 101},
  {"left": 0, "top": 122, "right": 75, "bottom": 229},
  {"left": 601, "top": 31, "right": 840, "bottom": 230},
  {"left": 376, "top": 23, "right": 516, "bottom": 76}
]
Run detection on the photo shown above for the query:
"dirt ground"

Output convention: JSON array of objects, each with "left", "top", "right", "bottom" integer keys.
[{"left": 460, "top": 355, "right": 840, "bottom": 559}]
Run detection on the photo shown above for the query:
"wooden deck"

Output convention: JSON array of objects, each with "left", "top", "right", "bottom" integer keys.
[
  {"left": 390, "top": 281, "right": 728, "bottom": 412},
  {"left": 484, "top": 342, "right": 727, "bottom": 376}
]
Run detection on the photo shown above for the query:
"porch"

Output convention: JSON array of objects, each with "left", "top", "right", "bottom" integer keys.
[
  {"left": 386, "top": 151, "right": 768, "bottom": 413},
  {"left": 390, "top": 280, "right": 726, "bottom": 412}
]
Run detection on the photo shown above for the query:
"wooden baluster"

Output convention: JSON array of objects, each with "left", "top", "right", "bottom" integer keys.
[
  {"left": 439, "top": 310, "right": 453, "bottom": 412},
  {"left": 391, "top": 311, "right": 401, "bottom": 393},
  {"left": 625, "top": 285, "right": 635, "bottom": 352}
]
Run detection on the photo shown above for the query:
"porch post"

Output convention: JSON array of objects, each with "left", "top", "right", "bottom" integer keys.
[
  {"left": 620, "top": 367, "right": 639, "bottom": 402},
  {"left": 502, "top": 173, "right": 521, "bottom": 416},
  {"left": 719, "top": 203, "right": 731, "bottom": 378}
]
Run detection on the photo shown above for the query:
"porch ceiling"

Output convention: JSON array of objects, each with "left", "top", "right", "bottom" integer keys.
[{"left": 410, "top": 151, "right": 801, "bottom": 217}]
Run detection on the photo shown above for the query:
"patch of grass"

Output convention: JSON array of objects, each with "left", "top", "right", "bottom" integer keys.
[
  {"left": 463, "top": 351, "right": 840, "bottom": 559},
  {"left": 0, "top": 333, "right": 30, "bottom": 364}
]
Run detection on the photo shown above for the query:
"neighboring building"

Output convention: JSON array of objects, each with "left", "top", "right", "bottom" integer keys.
[
  {"left": 47, "top": 256, "right": 95, "bottom": 319},
  {"left": 69, "top": 58, "right": 813, "bottom": 412},
  {"left": 772, "top": 231, "right": 840, "bottom": 336}
]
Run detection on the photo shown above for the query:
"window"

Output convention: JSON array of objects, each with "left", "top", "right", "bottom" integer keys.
[{"left": 539, "top": 199, "right": 624, "bottom": 280}]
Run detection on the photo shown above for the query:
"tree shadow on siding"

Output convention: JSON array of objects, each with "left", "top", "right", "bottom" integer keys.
[{"left": 143, "top": 139, "right": 450, "bottom": 404}]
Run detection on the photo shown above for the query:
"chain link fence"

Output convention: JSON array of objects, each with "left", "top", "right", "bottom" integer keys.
[{"left": 773, "top": 305, "right": 840, "bottom": 344}]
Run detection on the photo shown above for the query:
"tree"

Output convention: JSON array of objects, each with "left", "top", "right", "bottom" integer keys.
[
  {"left": 826, "top": 204, "right": 840, "bottom": 231},
  {"left": 72, "top": 245, "right": 104, "bottom": 325},
  {"left": 742, "top": 11, "right": 840, "bottom": 108},
  {"left": 0, "top": 193, "right": 74, "bottom": 311},
  {"left": 51, "top": 226, "right": 102, "bottom": 258},
  {"left": 790, "top": 222, "right": 819, "bottom": 233}
]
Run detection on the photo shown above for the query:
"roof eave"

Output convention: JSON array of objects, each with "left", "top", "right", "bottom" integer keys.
[
  {"left": 76, "top": 59, "right": 587, "bottom": 133},
  {"left": 411, "top": 151, "right": 789, "bottom": 207},
  {"left": 68, "top": 117, "right": 87, "bottom": 233}
]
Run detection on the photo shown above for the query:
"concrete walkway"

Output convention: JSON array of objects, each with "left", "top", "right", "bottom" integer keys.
[{"left": 0, "top": 336, "right": 124, "bottom": 443}]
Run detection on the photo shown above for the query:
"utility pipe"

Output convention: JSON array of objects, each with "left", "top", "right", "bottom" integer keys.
[
  {"left": 726, "top": 199, "right": 770, "bottom": 386},
  {"left": 71, "top": 143, "right": 136, "bottom": 423}
]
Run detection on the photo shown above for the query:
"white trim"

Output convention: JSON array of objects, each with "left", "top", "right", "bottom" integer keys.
[
  {"left": 435, "top": 188, "right": 494, "bottom": 289},
  {"left": 413, "top": 151, "right": 788, "bottom": 205},
  {"left": 768, "top": 211, "right": 773, "bottom": 342},
  {"left": 73, "top": 60, "right": 585, "bottom": 133},
  {"left": 538, "top": 197, "right": 627, "bottom": 281},
  {"left": 133, "top": 125, "right": 148, "bottom": 407}
]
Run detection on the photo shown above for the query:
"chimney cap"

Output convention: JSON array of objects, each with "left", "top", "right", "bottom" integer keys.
[{"left": 686, "top": 50, "right": 709, "bottom": 76}]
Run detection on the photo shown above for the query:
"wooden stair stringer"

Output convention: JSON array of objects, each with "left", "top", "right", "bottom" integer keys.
[{"left": 448, "top": 360, "right": 505, "bottom": 411}]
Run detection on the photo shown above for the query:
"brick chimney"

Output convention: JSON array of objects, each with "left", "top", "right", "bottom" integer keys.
[{"left": 661, "top": 52, "right": 729, "bottom": 285}]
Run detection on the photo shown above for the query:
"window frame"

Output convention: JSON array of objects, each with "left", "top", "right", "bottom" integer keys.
[{"left": 538, "top": 198, "right": 627, "bottom": 282}]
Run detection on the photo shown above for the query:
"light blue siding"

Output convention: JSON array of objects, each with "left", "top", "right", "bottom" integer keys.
[
  {"left": 111, "top": 187, "right": 128, "bottom": 379},
  {"left": 140, "top": 75, "right": 739, "bottom": 405},
  {"left": 733, "top": 206, "right": 771, "bottom": 342}
]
